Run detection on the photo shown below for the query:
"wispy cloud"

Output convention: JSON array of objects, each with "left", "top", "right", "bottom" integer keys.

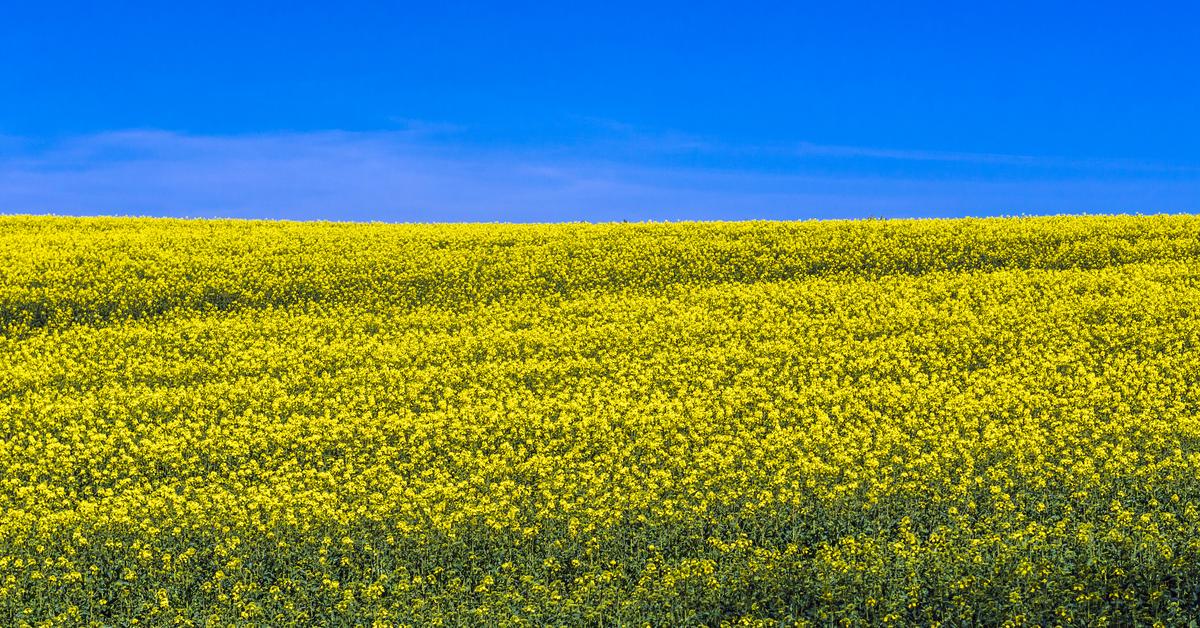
[
  {"left": 564, "top": 117, "right": 1200, "bottom": 173},
  {"left": 788, "top": 141, "right": 1200, "bottom": 173},
  {"left": 0, "top": 126, "right": 1197, "bottom": 222},
  {"left": 792, "top": 142, "right": 1050, "bottom": 166}
]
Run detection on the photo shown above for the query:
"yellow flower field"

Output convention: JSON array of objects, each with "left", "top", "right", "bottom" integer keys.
[{"left": 2, "top": 215, "right": 1200, "bottom": 625}]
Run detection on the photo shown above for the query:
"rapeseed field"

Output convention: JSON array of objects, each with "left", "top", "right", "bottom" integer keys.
[{"left": 2, "top": 214, "right": 1199, "bottom": 626}]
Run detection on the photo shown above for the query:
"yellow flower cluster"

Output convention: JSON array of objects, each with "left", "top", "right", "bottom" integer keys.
[{"left": 2, "top": 214, "right": 1200, "bottom": 625}]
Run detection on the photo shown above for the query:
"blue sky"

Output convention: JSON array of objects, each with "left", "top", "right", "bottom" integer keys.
[{"left": 2, "top": 1, "right": 1199, "bottom": 221}]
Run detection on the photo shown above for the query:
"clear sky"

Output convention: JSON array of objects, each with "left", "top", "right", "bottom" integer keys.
[{"left": 2, "top": 1, "right": 1198, "bottom": 222}]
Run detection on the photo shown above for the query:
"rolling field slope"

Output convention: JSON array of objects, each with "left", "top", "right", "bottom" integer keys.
[{"left": 2, "top": 215, "right": 1200, "bottom": 625}]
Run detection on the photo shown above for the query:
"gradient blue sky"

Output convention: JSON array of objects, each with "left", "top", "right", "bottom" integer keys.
[{"left": 2, "top": 1, "right": 1199, "bottom": 222}]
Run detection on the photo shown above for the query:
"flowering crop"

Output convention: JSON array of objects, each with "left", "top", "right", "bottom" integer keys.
[{"left": 2, "top": 214, "right": 1200, "bottom": 625}]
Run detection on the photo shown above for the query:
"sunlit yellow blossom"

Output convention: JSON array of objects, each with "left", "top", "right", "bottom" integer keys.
[{"left": 1, "top": 215, "right": 1199, "bottom": 624}]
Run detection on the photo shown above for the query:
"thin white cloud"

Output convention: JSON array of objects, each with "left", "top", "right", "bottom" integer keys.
[
  {"left": 790, "top": 141, "right": 1200, "bottom": 173},
  {"left": 569, "top": 116, "right": 1200, "bottom": 173},
  {"left": 792, "top": 142, "right": 1048, "bottom": 165},
  {"left": 0, "top": 128, "right": 1197, "bottom": 221}
]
